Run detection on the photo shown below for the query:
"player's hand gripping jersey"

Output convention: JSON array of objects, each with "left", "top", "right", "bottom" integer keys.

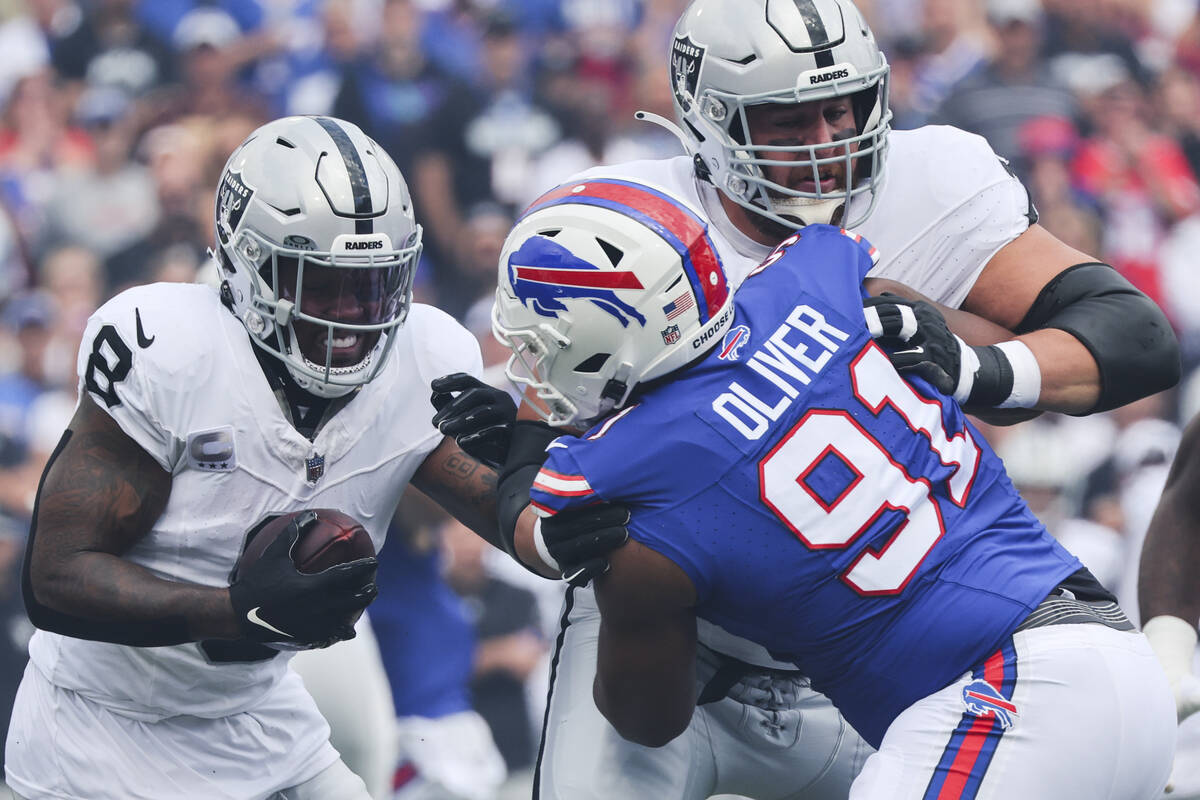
[{"left": 529, "top": 226, "right": 1079, "bottom": 747}]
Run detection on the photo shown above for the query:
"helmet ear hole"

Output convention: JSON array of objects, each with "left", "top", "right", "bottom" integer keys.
[{"left": 574, "top": 353, "right": 611, "bottom": 374}]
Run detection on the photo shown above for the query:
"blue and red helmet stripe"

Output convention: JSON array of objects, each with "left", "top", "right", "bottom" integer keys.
[{"left": 522, "top": 179, "right": 729, "bottom": 323}]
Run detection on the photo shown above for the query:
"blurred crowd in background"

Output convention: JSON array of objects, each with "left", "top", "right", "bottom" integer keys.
[{"left": 0, "top": 0, "right": 1197, "bottom": 796}]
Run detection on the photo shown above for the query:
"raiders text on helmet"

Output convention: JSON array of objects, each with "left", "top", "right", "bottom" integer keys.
[
  {"left": 667, "top": 0, "right": 891, "bottom": 231},
  {"left": 213, "top": 116, "right": 422, "bottom": 398}
]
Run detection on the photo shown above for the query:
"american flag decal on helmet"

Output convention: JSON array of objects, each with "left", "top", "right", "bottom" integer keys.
[{"left": 663, "top": 292, "right": 695, "bottom": 321}]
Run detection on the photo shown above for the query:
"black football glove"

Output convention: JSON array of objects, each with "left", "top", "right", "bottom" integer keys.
[
  {"left": 862, "top": 294, "right": 1015, "bottom": 409},
  {"left": 431, "top": 372, "right": 517, "bottom": 470},
  {"left": 229, "top": 512, "right": 378, "bottom": 649},
  {"left": 538, "top": 503, "right": 630, "bottom": 587}
]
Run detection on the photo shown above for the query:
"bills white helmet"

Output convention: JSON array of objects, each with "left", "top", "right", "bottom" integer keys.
[
  {"left": 493, "top": 179, "right": 734, "bottom": 427},
  {"left": 665, "top": 0, "right": 890, "bottom": 231},
  {"left": 214, "top": 116, "right": 422, "bottom": 398}
]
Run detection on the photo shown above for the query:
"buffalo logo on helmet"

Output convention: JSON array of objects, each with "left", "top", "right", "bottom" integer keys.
[
  {"left": 671, "top": 35, "right": 705, "bottom": 113},
  {"left": 506, "top": 236, "right": 647, "bottom": 327}
]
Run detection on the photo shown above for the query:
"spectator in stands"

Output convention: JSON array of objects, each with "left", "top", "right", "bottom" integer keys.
[
  {"left": 1072, "top": 70, "right": 1200, "bottom": 307},
  {"left": 0, "top": 70, "right": 92, "bottom": 259},
  {"left": 934, "top": 0, "right": 1077, "bottom": 180},
  {"left": 412, "top": 9, "right": 559, "bottom": 307},
  {"left": 43, "top": 86, "right": 158, "bottom": 261},
  {"left": 48, "top": 0, "right": 175, "bottom": 97}
]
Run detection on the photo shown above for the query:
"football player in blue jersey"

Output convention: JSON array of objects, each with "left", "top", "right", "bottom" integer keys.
[
  {"left": 432, "top": 0, "right": 1181, "bottom": 796},
  {"left": 478, "top": 178, "right": 1176, "bottom": 798}
]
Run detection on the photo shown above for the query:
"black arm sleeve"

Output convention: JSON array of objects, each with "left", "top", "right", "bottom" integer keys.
[
  {"left": 1014, "top": 263, "right": 1181, "bottom": 413},
  {"left": 21, "top": 431, "right": 193, "bottom": 646},
  {"left": 496, "top": 421, "right": 562, "bottom": 570}
]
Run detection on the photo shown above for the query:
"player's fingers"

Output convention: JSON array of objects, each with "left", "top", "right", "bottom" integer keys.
[
  {"left": 552, "top": 526, "right": 628, "bottom": 563},
  {"left": 863, "top": 300, "right": 919, "bottom": 342},
  {"left": 887, "top": 345, "right": 930, "bottom": 371},
  {"left": 438, "top": 405, "right": 507, "bottom": 437},
  {"left": 544, "top": 504, "right": 631, "bottom": 539},
  {"left": 313, "top": 557, "right": 379, "bottom": 587},
  {"left": 432, "top": 388, "right": 490, "bottom": 426},
  {"left": 905, "top": 363, "right": 956, "bottom": 395},
  {"left": 430, "top": 373, "right": 484, "bottom": 413},
  {"left": 431, "top": 372, "right": 482, "bottom": 395}
]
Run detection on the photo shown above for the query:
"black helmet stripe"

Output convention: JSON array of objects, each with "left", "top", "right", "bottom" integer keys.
[
  {"left": 314, "top": 116, "right": 375, "bottom": 234},
  {"left": 793, "top": 0, "right": 835, "bottom": 67}
]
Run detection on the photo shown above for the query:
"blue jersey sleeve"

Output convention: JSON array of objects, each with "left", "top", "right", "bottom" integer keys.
[{"left": 531, "top": 416, "right": 720, "bottom": 602}]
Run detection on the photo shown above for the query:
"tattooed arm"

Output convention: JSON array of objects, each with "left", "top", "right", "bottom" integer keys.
[
  {"left": 24, "top": 392, "right": 242, "bottom": 644},
  {"left": 410, "top": 436, "right": 501, "bottom": 549}
]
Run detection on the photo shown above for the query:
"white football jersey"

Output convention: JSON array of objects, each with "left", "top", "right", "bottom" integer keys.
[
  {"left": 571, "top": 125, "right": 1034, "bottom": 308},
  {"left": 566, "top": 125, "right": 1033, "bottom": 668},
  {"left": 28, "top": 282, "right": 482, "bottom": 720}
]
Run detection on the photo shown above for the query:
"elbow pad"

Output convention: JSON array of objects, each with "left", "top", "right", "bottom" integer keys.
[
  {"left": 21, "top": 430, "right": 193, "bottom": 647},
  {"left": 1016, "top": 263, "right": 1181, "bottom": 413}
]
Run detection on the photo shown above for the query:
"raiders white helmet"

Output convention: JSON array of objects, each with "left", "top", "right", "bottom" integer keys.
[
  {"left": 213, "top": 116, "right": 422, "bottom": 398},
  {"left": 664, "top": 0, "right": 890, "bottom": 231},
  {"left": 492, "top": 178, "right": 734, "bottom": 427}
]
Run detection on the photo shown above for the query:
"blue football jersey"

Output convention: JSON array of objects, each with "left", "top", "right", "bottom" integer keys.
[{"left": 530, "top": 224, "right": 1080, "bottom": 748}]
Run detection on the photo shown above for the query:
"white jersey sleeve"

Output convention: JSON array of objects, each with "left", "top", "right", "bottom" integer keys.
[
  {"left": 857, "top": 126, "right": 1037, "bottom": 309},
  {"left": 75, "top": 284, "right": 223, "bottom": 472},
  {"left": 404, "top": 303, "right": 484, "bottom": 390},
  {"left": 398, "top": 302, "right": 484, "bottom": 457}
]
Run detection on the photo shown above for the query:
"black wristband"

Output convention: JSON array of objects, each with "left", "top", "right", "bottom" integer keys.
[{"left": 965, "top": 345, "right": 1015, "bottom": 408}]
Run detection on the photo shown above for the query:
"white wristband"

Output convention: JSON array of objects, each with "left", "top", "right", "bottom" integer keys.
[
  {"left": 994, "top": 340, "right": 1041, "bottom": 409},
  {"left": 952, "top": 335, "right": 978, "bottom": 404},
  {"left": 532, "top": 517, "right": 561, "bottom": 573}
]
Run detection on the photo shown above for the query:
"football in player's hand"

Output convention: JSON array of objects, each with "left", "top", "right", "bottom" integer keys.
[{"left": 241, "top": 509, "right": 375, "bottom": 574}]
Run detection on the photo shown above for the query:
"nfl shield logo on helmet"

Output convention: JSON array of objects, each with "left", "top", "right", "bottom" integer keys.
[
  {"left": 305, "top": 453, "right": 325, "bottom": 484},
  {"left": 661, "top": 325, "right": 681, "bottom": 345}
]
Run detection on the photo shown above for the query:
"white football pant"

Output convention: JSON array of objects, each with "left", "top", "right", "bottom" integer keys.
[{"left": 849, "top": 624, "right": 1175, "bottom": 799}]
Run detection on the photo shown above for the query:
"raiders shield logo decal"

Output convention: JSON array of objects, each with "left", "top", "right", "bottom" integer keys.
[
  {"left": 216, "top": 169, "right": 254, "bottom": 246},
  {"left": 671, "top": 35, "right": 706, "bottom": 113}
]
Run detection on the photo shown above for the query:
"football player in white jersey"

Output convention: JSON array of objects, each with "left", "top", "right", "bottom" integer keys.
[
  {"left": 4, "top": 116, "right": 504, "bottom": 800},
  {"left": 431, "top": 1, "right": 1182, "bottom": 798}
]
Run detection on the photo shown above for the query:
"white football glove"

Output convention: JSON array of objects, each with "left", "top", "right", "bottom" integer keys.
[
  {"left": 1144, "top": 616, "right": 1200, "bottom": 796},
  {"left": 1144, "top": 615, "right": 1200, "bottom": 723}
]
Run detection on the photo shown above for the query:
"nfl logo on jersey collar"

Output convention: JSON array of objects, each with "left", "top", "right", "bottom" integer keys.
[{"left": 305, "top": 453, "right": 325, "bottom": 484}]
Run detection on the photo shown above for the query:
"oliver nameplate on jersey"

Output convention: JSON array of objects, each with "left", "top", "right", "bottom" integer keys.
[{"left": 186, "top": 427, "right": 237, "bottom": 472}]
